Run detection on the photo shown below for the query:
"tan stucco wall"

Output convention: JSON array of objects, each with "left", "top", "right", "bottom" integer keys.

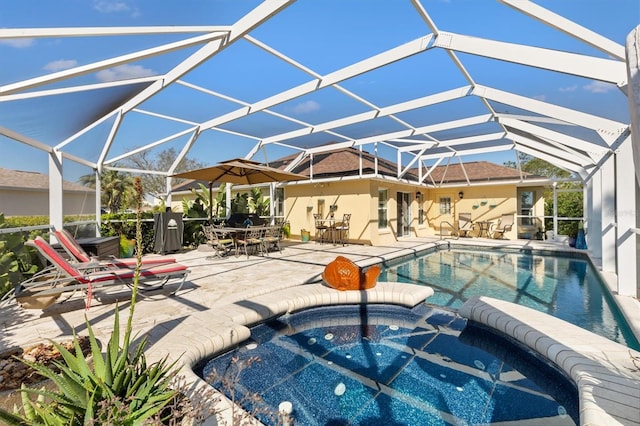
[
  {"left": 0, "top": 189, "right": 96, "bottom": 217},
  {"left": 285, "top": 180, "right": 373, "bottom": 243},
  {"left": 284, "top": 179, "right": 431, "bottom": 246},
  {"left": 171, "top": 180, "right": 547, "bottom": 245},
  {"left": 426, "top": 184, "right": 546, "bottom": 239}
]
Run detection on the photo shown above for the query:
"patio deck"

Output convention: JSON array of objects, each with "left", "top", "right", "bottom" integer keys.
[{"left": 0, "top": 237, "right": 638, "bottom": 425}]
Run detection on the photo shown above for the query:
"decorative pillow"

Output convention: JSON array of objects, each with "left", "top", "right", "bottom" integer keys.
[{"left": 322, "top": 255, "right": 379, "bottom": 291}]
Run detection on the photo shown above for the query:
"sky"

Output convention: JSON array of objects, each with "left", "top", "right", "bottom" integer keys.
[{"left": 0, "top": 0, "right": 638, "bottom": 184}]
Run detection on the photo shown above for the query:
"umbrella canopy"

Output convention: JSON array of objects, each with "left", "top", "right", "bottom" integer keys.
[
  {"left": 172, "top": 158, "right": 308, "bottom": 220},
  {"left": 172, "top": 158, "right": 307, "bottom": 185}
]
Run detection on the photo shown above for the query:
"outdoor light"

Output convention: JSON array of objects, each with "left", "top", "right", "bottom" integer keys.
[
  {"left": 416, "top": 192, "right": 421, "bottom": 199},
  {"left": 458, "top": 191, "right": 464, "bottom": 199}
]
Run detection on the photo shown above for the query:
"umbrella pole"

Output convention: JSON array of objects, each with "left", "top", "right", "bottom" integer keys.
[{"left": 208, "top": 181, "right": 213, "bottom": 223}]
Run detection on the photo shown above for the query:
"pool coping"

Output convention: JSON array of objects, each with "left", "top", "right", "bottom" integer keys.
[{"left": 458, "top": 296, "right": 640, "bottom": 426}]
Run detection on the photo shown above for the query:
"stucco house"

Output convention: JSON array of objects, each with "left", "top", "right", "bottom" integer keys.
[
  {"left": 172, "top": 148, "right": 547, "bottom": 245},
  {"left": 0, "top": 168, "right": 95, "bottom": 217}
]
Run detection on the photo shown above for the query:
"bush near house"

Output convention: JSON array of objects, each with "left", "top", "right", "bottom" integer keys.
[{"left": 0, "top": 214, "right": 45, "bottom": 299}]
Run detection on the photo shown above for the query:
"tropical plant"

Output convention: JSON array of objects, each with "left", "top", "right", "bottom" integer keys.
[
  {"left": 79, "top": 169, "right": 136, "bottom": 213},
  {"left": 0, "top": 178, "right": 179, "bottom": 425},
  {"left": 248, "top": 187, "right": 270, "bottom": 216},
  {"left": 231, "top": 193, "right": 249, "bottom": 214},
  {"left": 0, "top": 213, "right": 39, "bottom": 298}
]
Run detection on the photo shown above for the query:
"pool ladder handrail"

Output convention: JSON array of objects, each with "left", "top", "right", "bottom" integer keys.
[{"left": 439, "top": 220, "right": 460, "bottom": 241}]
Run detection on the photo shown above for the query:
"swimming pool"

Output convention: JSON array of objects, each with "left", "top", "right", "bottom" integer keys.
[
  {"left": 198, "top": 304, "right": 578, "bottom": 425},
  {"left": 379, "top": 247, "right": 640, "bottom": 350}
]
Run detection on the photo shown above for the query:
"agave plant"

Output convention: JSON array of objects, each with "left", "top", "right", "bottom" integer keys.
[
  {"left": 0, "top": 178, "right": 179, "bottom": 425},
  {"left": 0, "top": 310, "right": 178, "bottom": 425}
]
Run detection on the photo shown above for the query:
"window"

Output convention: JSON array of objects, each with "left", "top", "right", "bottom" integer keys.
[
  {"left": 417, "top": 192, "right": 424, "bottom": 225},
  {"left": 275, "top": 188, "right": 284, "bottom": 217},
  {"left": 520, "top": 191, "right": 534, "bottom": 226},
  {"left": 439, "top": 197, "right": 451, "bottom": 215},
  {"left": 378, "top": 189, "right": 388, "bottom": 229}
]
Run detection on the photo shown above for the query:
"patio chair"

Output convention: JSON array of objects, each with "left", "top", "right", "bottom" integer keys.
[
  {"left": 14, "top": 236, "right": 189, "bottom": 310},
  {"left": 491, "top": 214, "right": 514, "bottom": 239},
  {"left": 456, "top": 213, "right": 474, "bottom": 237},
  {"left": 54, "top": 229, "right": 176, "bottom": 268},
  {"left": 202, "top": 225, "right": 236, "bottom": 258},
  {"left": 262, "top": 225, "right": 282, "bottom": 254},
  {"left": 334, "top": 213, "right": 351, "bottom": 245},
  {"left": 236, "top": 225, "right": 266, "bottom": 258},
  {"left": 313, "top": 213, "right": 329, "bottom": 244}
]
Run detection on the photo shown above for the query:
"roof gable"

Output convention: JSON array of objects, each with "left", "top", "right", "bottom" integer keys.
[{"left": 0, "top": 168, "right": 94, "bottom": 192}]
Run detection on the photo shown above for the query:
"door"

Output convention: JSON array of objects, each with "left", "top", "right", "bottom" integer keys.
[
  {"left": 396, "top": 192, "right": 411, "bottom": 237},
  {"left": 520, "top": 190, "right": 534, "bottom": 226}
]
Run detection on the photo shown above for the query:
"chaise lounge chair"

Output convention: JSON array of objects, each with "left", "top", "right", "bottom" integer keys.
[
  {"left": 10, "top": 236, "right": 189, "bottom": 310},
  {"left": 54, "top": 229, "right": 176, "bottom": 268}
]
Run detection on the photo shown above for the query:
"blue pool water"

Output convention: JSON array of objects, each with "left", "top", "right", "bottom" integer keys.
[
  {"left": 198, "top": 304, "right": 578, "bottom": 425},
  {"left": 379, "top": 247, "right": 640, "bottom": 350}
]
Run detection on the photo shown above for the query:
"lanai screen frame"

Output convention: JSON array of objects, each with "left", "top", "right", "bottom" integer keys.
[{"left": 0, "top": 0, "right": 638, "bottom": 296}]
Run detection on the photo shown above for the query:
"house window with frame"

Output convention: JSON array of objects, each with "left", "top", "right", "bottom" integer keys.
[
  {"left": 439, "top": 196, "right": 451, "bottom": 215},
  {"left": 275, "top": 188, "right": 284, "bottom": 218},
  {"left": 417, "top": 192, "right": 425, "bottom": 225},
  {"left": 378, "top": 188, "right": 388, "bottom": 229}
]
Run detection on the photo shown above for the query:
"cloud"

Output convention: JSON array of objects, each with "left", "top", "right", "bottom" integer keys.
[
  {"left": 44, "top": 59, "right": 78, "bottom": 72},
  {"left": 291, "top": 100, "right": 320, "bottom": 114},
  {"left": 559, "top": 85, "right": 577, "bottom": 93},
  {"left": 533, "top": 94, "right": 546, "bottom": 101},
  {"left": 96, "top": 64, "right": 155, "bottom": 82},
  {"left": 583, "top": 80, "right": 614, "bottom": 94},
  {"left": 93, "top": 0, "right": 130, "bottom": 13},
  {"left": 0, "top": 38, "right": 35, "bottom": 48}
]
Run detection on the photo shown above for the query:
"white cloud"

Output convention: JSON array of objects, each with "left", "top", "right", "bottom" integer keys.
[
  {"left": 583, "top": 80, "right": 614, "bottom": 94},
  {"left": 291, "top": 100, "right": 320, "bottom": 114},
  {"left": 0, "top": 38, "right": 34, "bottom": 48},
  {"left": 93, "top": 0, "right": 130, "bottom": 13},
  {"left": 533, "top": 94, "right": 546, "bottom": 101},
  {"left": 559, "top": 85, "right": 578, "bottom": 93},
  {"left": 96, "top": 64, "right": 155, "bottom": 82},
  {"left": 44, "top": 59, "right": 78, "bottom": 72}
]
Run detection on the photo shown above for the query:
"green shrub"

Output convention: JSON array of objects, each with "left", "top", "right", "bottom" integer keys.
[{"left": 0, "top": 214, "right": 41, "bottom": 298}]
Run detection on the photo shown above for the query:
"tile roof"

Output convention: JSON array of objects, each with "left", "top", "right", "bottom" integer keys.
[
  {"left": 270, "top": 148, "right": 542, "bottom": 183},
  {"left": 422, "top": 161, "right": 540, "bottom": 184},
  {"left": 172, "top": 148, "right": 545, "bottom": 190},
  {"left": 0, "top": 168, "right": 93, "bottom": 192},
  {"left": 269, "top": 147, "right": 416, "bottom": 179}
]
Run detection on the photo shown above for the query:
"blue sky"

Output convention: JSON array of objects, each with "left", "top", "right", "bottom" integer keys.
[{"left": 1, "top": 0, "right": 638, "bottom": 183}]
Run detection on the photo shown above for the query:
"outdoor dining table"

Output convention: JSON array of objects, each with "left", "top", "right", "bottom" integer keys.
[
  {"left": 475, "top": 221, "right": 493, "bottom": 238},
  {"left": 316, "top": 217, "right": 337, "bottom": 244}
]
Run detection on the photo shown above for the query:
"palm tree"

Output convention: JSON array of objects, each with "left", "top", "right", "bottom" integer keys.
[
  {"left": 77, "top": 173, "right": 96, "bottom": 188},
  {"left": 101, "top": 170, "right": 135, "bottom": 213}
]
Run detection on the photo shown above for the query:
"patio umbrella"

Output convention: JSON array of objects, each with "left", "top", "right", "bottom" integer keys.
[{"left": 172, "top": 158, "right": 307, "bottom": 220}]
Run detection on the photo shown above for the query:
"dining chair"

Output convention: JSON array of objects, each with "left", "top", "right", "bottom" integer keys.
[
  {"left": 202, "top": 225, "right": 235, "bottom": 258},
  {"left": 236, "top": 225, "right": 266, "bottom": 258},
  {"left": 262, "top": 225, "right": 282, "bottom": 254},
  {"left": 313, "top": 213, "right": 328, "bottom": 244},
  {"left": 334, "top": 214, "right": 351, "bottom": 245}
]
